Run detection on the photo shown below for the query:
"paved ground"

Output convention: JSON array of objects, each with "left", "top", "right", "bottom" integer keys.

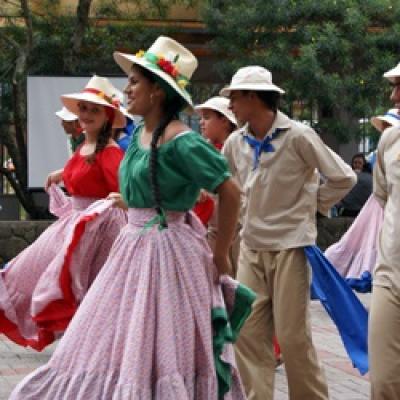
[{"left": 0, "top": 294, "right": 370, "bottom": 399}]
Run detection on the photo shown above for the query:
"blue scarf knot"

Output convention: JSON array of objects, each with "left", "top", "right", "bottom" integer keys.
[{"left": 243, "top": 128, "right": 282, "bottom": 170}]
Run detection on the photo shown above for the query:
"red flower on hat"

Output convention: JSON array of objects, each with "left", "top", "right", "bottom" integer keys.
[{"left": 157, "top": 58, "right": 175, "bottom": 77}]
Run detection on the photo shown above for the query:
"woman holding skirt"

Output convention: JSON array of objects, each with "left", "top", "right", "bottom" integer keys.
[
  {"left": 9, "top": 36, "right": 255, "bottom": 399},
  {"left": 0, "top": 76, "right": 127, "bottom": 351}
]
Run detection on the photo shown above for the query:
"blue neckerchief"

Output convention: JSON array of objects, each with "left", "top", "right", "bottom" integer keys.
[
  {"left": 305, "top": 246, "right": 369, "bottom": 375},
  {"left": 385, "top": 112, "right": 400, "bottom": 120},
  {"left": 243, "top": 128, "right": 282, "bottom": 170}
]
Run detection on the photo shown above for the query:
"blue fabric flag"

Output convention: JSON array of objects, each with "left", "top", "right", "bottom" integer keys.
[
  {"left": 305, "top": 245, "right": 369, "bottom": 375},
  {"left": 243, "top": 128, "right": 282, "bottom": 170}
]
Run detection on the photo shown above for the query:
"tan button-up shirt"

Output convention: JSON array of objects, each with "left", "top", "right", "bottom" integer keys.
[
  {"left": 373, "top": 126, "right": 400, "bottom": 290},
  {"left": 222, "top": 111, "right": 356, "bottom": 250}
]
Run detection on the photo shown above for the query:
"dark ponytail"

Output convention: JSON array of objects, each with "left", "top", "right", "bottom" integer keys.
[
  {"left": 149, "top": 99, "right": 185, "bottom": 228},
  {"left": 85, "top": 121, "right": 113, "bottom": 164}
]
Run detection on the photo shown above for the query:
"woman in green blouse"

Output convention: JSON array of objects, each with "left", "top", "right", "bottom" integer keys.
[{"left": 10, "top": 37, "right": 255, "bottom": 400}]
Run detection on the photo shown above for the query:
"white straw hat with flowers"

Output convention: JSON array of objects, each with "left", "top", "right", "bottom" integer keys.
[
  {"left": 113, "top": 36, "right": 198, "bottom": 107},
  {"left": 371, "top": 109, "right": 400, "bottom": 132},
  {"left": 220, "top": 66, "right": 285, "bottom": 97},
  {"left": 195, "top": 96, "right": 237, "bottom": 125},
  {"left": 61, "top": 75, "right": 126, "bottom": 128}
]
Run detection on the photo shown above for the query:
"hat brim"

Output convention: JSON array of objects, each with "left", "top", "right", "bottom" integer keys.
[
  {"left": 55, "top": 109, "right": 78, "bottom": 122},
  {"left": 61, "top": 93, "right": 126, "bottom": 129},
  {"left": 383, "top": 66, "right": 400, "bottom": 82},
  {"left": 220, "top": 83, "right": 285, "bottom": 97},
  {"left": 383, "top": 65, "right": 400, "bottom": 82},
  {"left": 194, "top": 104, "right": 237, "bottom": 125},
  {"left": 113, "top": 52, "right": 193, "bottom": 108},
  {"left": 371, "top": 116, "right": 397, "bottom": 133}
]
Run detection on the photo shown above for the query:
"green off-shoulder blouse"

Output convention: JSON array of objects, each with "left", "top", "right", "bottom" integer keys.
[{"left": 119, "top": 125, "right": 231, "bottom": 210}]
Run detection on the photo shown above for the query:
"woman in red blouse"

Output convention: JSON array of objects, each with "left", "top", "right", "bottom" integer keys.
[{"left": 0, "top": 76, "right": 127, "bottom": 351}]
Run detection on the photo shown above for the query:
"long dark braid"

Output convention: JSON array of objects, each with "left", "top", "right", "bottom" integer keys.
[
  {"left": 149, "top": 100, "right": 184, "bottom": 228},
  {"left": 85, "top": 121, "right": 113, "bottom": 163}
]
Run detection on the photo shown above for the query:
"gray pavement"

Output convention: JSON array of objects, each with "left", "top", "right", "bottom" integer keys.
[{"left": 0, "top": 294, "right": 370, "bottom": 399}]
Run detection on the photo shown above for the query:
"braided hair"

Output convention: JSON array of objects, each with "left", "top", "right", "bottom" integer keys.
[
  {"left": 149, "top": 99, "right": 184, "bottom": 228},
  {"left": 132, "top": 64, "right": 186, "bottom": 226}
]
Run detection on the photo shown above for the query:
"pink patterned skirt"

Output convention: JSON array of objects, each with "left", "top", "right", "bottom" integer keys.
[
  {"left": 10, "top": 208, "right": 255, "bottom": 399},
  {"left": 325, "top": 195, "right": 384, "bottom": 279},
  {"left": 0, "top": 185, "right": 127, "bottom": 350}
]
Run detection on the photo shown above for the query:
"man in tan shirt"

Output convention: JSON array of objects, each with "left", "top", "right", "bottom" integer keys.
[
  {"left": 369, "top": 62, "right": 400, "bottom": 399},
  {"left": 220, "top": 66, "right": 356, "bottom": 400}
]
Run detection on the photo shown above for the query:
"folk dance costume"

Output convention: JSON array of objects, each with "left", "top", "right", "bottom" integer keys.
[
  {"left": 0, "top": 77, "right": 127, "bottom": 351},
  {"left": 10, "top": 37, "right": 254, "bottom": 400},
  {"left": 369, "top": 116, "right": 400, "bottom": 396},
  {"left": 194, "top": 97, "right": 241, "bottom": 277},
  {"left": 220, "top": 66, "right": 371, "bottom": 400}
]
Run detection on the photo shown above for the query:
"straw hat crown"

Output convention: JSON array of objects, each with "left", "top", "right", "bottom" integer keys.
[
  {"left": 220, "top": 66, "right": 285, "bottom": 96},
  {"left": 114, "top": 36, "right": 198, "bottom": 107}
]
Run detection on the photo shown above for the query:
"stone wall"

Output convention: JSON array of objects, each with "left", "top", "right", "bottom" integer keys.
[
  {"left": 0, "top": 221, "right": 52, "bottom": 266},
  {"left": 0, "top": 217, "right": 355, "bottom": 266}
]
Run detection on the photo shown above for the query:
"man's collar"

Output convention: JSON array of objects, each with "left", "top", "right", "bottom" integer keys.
[{"left": 239, "top": 110, "right": 291, "bottom": 139}]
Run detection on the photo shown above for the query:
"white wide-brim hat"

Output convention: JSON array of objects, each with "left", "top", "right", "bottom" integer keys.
[
  {"left": 384, "top": 62, "right": 400, "bottom": 82},
  {"left": 220, "top": 66, "right": 285, "bottom": 97},
  {"left": 55, "top": 107, "right": 78, "bottom": 122},
  {"left": 195, "top": 96, "right": 237, "bottom": 125},
  {"left": 113, "top": 36, "right": 198, "bottom": 107},
  {"left": 61, "top": 75, "right": 126, "bottom": 128},
  {"left": 371, "top": 109, "right": 400, "bottom": 132}
]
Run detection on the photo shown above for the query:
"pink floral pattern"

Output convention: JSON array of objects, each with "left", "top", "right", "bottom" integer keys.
[
  {"left": 0, "top": 185, "right": 127, "bottom": 350},
  {"left": 10, "top": 208, "right": 246, "bottom": 399}
]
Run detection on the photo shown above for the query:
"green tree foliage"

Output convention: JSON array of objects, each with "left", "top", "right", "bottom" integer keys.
[{"left": 202, "top": 0, "right": 400, "bottom": 141}]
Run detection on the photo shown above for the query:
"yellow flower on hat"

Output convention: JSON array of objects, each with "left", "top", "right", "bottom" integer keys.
[
  {"left": 177, "top": 79, "right": 188, "bottom": 90},
  {"left": 135, "top": 50, "right": 145, "bottom": 58}
]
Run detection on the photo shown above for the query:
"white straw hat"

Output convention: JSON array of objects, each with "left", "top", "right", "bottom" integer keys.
[
  {"left": 220, "top": 66, "right": 285, "bottom": 97},
  {"left": 55, "top": 107, "right": 78, "bottom": 122},
  {"left": 384, "top": 62, "right": 400, "bottom": 82},
  {"left": 195, "top": 96, "right": 237, "bottom": 125},
  {"left": 371, "top": 109, "right": 400, "bottom": 132},
  {"left": 61, "top": 75, "right": 126, "bottom": 128},
  {"left": 113, "top": 36, "right": 198, "bottom": 107}
]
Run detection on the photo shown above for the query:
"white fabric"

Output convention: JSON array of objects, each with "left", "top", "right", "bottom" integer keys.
[{"left": 325, "top": 195, "right": 384, "bottom": 279}]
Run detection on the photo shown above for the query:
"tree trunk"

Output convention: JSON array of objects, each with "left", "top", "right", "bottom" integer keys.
[{"left": 66, "top": 0, "right": 93, "bottom": 74}]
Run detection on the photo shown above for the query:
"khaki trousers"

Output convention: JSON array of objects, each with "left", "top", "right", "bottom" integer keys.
[
  {"left": 235, "top": 243, "right": 329, "bottom": 400},
  {"left": 369, "top": 285, "right": 400, "bottom": 399}
]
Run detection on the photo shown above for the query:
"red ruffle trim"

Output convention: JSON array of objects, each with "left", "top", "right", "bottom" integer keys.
[
  {"left": 0, "top": 310, "right": 54, "bottom": 351},
  {"left": 1, "top": 211, "right": 100, "bottom": 351}
]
